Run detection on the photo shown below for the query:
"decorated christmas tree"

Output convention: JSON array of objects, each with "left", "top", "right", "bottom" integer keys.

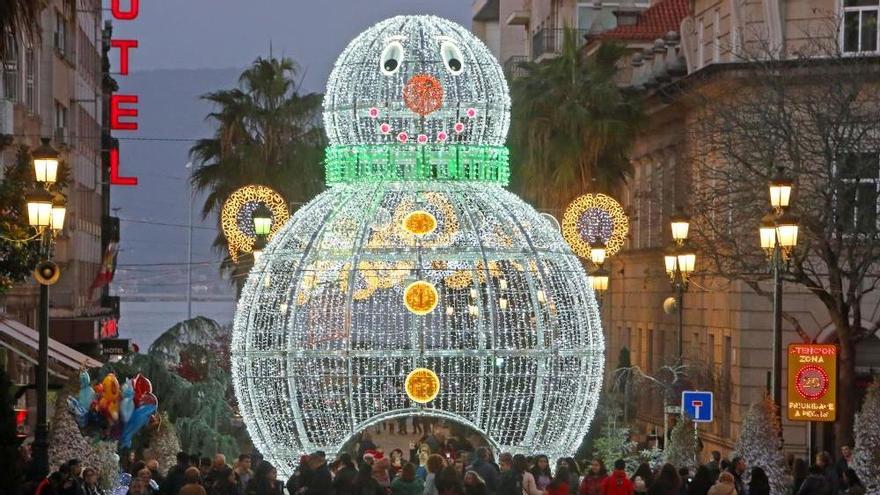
[
  {"left": 853, "top": 381, "right": 880, "bottom": 492},
  {"left": 664, "top": 416, "right": 697, "bottom": 469},
  {"left": 88, "top": 440, "right": 120, "bottom": 490},
  {"left": 734, "top": 396, "right": 787, "bottom": 495},
  {"left": 48, "top": 395, "right": 92, "bottom": 472},
  {"left": 145, "top": 413, "right": 181, "bottom": 476}
]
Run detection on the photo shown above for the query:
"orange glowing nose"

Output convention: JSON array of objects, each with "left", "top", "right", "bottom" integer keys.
[{"left": 403, "top": 73, "right": 444, "bottom": 116}]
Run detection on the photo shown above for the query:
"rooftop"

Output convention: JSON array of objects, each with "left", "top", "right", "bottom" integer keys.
[{"left": 597, "top": 0, "right": 690, "bottom": 41}]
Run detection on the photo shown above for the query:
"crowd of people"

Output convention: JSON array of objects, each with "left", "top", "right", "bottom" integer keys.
[{"left": 27, "top": 441, "right": 867, "bottom": 495}]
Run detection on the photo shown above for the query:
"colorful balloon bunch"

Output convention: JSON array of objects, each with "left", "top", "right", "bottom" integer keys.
[{"left": 68, "top": 371, "right": 159, "bottom": 448}]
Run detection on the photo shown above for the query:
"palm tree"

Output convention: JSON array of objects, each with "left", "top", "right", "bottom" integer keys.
[
  {"left": 509, "top": 28, "right": 642, "bottom": 211},
  {"left": 0, "top": 1, "right": 44, "bottom": 59},
  {"left": 189, "top": 57, "right": 325, "bottom": 289}
]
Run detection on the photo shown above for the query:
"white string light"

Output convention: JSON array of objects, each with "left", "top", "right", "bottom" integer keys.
[{"left": 231, "top": 16, "right": 604, "bottom": 478}]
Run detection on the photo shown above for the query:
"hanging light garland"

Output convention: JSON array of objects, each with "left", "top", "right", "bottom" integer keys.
[
  {"left": 562, "top": 193, "right": 629, "bottom": 261},
  {"left": 231, "top": 16, "right": 604, "bottom": 477},
  {"left": 221, "top": 185, "right": 290, "bottom": 262}
]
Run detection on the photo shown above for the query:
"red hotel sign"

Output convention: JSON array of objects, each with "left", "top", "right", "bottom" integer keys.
[
  {"left": 787, "top": 344, "right": 837, "bottom": 422},
  {"left": 109, "top": 0, "right": 140, "bottom": 186}
]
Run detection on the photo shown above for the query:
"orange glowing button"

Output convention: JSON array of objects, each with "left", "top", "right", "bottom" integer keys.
[
  {"left": 405, "top": 367, "right": 440, "bottom": 404},
  {"left": 403, "top": 280, "right": 439, "bottom": 315},
  {"left": 403, "top": 210, "right": 437, "bottom": 236}
]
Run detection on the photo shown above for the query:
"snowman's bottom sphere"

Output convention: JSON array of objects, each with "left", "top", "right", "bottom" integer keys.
[{"left": 232, "top": 181, "right": 604, "bottom": 477}]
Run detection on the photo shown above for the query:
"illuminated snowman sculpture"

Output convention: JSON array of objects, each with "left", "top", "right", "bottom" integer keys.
[{"left": 232, "top": 16, "right": 604, "bottom": 476}]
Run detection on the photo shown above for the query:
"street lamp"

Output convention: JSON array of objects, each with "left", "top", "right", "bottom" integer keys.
[
  {"left": 32, "top": 138, "right": 60, "bottom": 185},
  {"left": 589, "top": 241, "right": 607, "bottom": 267},
  {"left": 252, "top": 204, "right": 273, "bottom": 237},
  {"left": 590, "top": 267, "right": 610, "bottom": 294},
  {"left": 27, "top": 138, "right": 66, "bottom": 479},
  {"left": 762, "top": 166, "right": 798, "bottom": 409},
  {"left": 252, "top": 204, "right": 273, "bottom": 262},
  {"left": 665, "top": 212, "right": 693, "bottom": 359}
]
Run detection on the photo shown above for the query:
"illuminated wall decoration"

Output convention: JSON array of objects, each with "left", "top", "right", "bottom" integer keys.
[
  {"left": 405, "top": 368, "right": 441, "bottom": 404},
  {"left": 221, "top": 185, "right": 290, "bottom": 262},
  {"left": 562, "top": 193, "right": 629, "bottom": 260},
  {"left": 232, "top": 16, "right": 604, "bottom": 477}
]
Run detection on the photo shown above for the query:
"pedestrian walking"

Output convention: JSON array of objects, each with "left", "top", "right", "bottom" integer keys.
[
  {"left": 797, "top": 465, "right": 832, "bottom": 495},
  {"left": 245, "top": 462, "right": 282, "bottom": 495},
  {"left": 547, "top": 466, "right": 571, "bottom": 495},
  {"left": 531, "top": 455, "right": 553, "bottom": 492},
  {"left": 686, "top": 466, "right": 713, "bottom": 495},
  {"left": 352, "top": 462, "right": 385, "bottom": 495},
  {"left": 649, "top": 464, "right": 681, "bottom": 495},
  {"left": 631, "top": 464, "right": 654, "bottom": 495},
  {"left": 306, "top": 452, "right": 332, "bottom": 495},
  {"left": 841, "top": 469, "right": 865, "bottom": 495},
  {"left": 233, "top": 455, "right": 252, "bottom": 494},
  {"left": 747, "top": 468, "right": 769, "bottom": 495},
  {"left": 792, "top": 459, "right": 808, "bottom": 495},
  {"left": 424, "top": 454, "right": 446, "bottom": 495},
  {"left": 177, "top": 468, "right": 207, "bottom": 495},
  {"left": 462, "top": 470, "right": 488, "bottom": 495},
  {"left": 392, "top": 463, "right": 425, "bottom": 495},
  {"left": 333, "top": 453, "right": 358, "bottom": 493},
  {"left": 467, "top": 447, "right": 498, "bottom": 494},
  {"left": 706, "top": 473, "right": 736, "bottom": 495},
  {"left": 578, "top": 459, "right": 607, "bottom": 495},
  {"left": 435, "top": 465, "right": 466, "bottom": 495},
  {"left": 601, "top": 460, "right": 635, "bottom": 495},
  {"left": 81, "top": 468, "right": 106, "bottom": 495},
  {"left": 726, "top": 457, "right": 746, "bottom": 495},
  {"left": 163, "top": 453, "right": 190, "bottom": 495}
]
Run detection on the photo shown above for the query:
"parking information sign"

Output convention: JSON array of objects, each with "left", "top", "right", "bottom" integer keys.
[
  {"left": 787, "top": 344, "right": 837, "bottom": 422},
  {"left": 681, "top": 390, "right": 713, "bottom": 422}
]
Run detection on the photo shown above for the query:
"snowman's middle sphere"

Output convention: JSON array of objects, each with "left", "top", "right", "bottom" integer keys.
[{"left": 232, "top": 182, "right": 605, "bottom": 477}]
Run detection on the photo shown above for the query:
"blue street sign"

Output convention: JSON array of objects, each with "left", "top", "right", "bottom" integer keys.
[{"left": 681, "top": 390, "right": 714, "bottom": 422}]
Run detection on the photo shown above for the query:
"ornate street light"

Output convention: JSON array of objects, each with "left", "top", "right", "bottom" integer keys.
[
  {"left": 670, "top": 212, "right": 691, "bottom": 244},
  {"left": 590, "top": 267, "right": 610, "bottom": 293},
  {"left": 252, "top": 236, "right": 267, "bottom": 262},
  {"left": 589, "top": 241, "right": 607, "bottom": 267},
  {"left": 26, "top": 189, "right": 54, "bottom": 229},
  {"left": 51, "top": 200, "right": 67, "bottom": 232},
  {"left": 665, "top": 210, "right": 694, "bottom": 359},
  {"left": 768, "top": 166, "right": 793, "bottom": 211},
  {"left": 761, "top": 165, "right": 798, "bottom": 412},
  {"left": 32, "top": 138, "right": 60, "bottom": 185},
  {"left": 252, "top": 204, "right": 273, "bottom": 237}
]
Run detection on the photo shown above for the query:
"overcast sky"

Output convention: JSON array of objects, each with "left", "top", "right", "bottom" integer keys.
[{"left": 109, "top": 0, "right": 472, "bottom": 91}]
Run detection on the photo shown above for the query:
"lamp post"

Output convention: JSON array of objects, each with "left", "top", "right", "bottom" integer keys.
[
  {"left": 252, "top": 204, "right": 273, "bottom": 262},
  {"left": 26, "top": 138, "right": 63, "bottom": 479},
  {"left": 761, "top": 166, "right": 798, "bottom": 407},
  {"left": 665, "top": 212, "right": 694, "bottom": 359}
]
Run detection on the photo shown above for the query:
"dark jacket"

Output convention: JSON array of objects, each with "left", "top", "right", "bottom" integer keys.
[
  {"left": 498, "top": 470, "right": 524, "bottom": 495},
  {"left": 333, "top": 466, "right": 358, "bottom": 493},
  {"left": 163, "top": 463, "right": 188, "bottom": 495},
  {"left": 351, "top": 477, "right": 385, "bottom": 495},
  {"left": 306, "top": 464, "right": 333, "bottom": 495},
  {"left": 798, "top": 474, "right": 832, "bottom": 495},
  {"left": 726, "top": 469, "right": 745, "bottom": 495},
  {"left": 468, "top": 459, "right": 498, "bottom": 493}
]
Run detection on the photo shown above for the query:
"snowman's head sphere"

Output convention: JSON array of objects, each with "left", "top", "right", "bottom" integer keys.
[{"left": 324, "top": 15, "right": 510, "bottom": 149}]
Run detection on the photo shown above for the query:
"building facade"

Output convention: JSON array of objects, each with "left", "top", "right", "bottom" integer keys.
[
  {"left": 475, "top": 0, "right": 880, "bottom": 458},
  {"left": 0, "top": 0, "right": 115, "bottom": 404}
]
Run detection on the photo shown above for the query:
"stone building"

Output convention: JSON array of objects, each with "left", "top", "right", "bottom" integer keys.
[{"left": 475, "top": 0, "right": 880, "bottom": 458}]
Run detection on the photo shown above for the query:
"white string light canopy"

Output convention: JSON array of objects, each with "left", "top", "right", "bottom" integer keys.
[{"left": 232, "top": 16, "right": 604, "bottom": 477}]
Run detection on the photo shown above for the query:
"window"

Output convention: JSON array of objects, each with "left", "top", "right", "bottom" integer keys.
[
  {"left": 2, "top": 33, "right": 18, "bottom": 101},
  {"left": 55, "top": 101, "right": 68, "bottom": 143},
  {"left": 54, "top": 12, "right": 67, "bottom": 56},
  {"left": 836, "top": 152, "right": 880, "bottom": 233},
  {"left": 843, "top": 0, "right": 879, "bottom": 53},
  {"left": 24, "top": 47, "right": 35, "bottom": 112},
  {"left": 576, "top": 3, "right": 618, "bottom": 34},
  {"left": 697, "top": 19, "right": 705, "bottom": 69}
]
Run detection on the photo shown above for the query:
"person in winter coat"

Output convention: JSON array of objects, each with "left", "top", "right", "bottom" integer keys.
[
  {"left": 434, "top": 465, "right": 466, "bottom": 495},
  {"left": 391, "top": 463, "right": 425, "bottom": 495},
  {"left": 306, "top": 453, "right": 333, "bottom": 495},
  {"left": 333, "top": 453, "right": 358, "bottom": 493},
  {"left": 579, "top": 460, "right": 607, "bottom": 495},
  {"left": 424, "top": 454, "right": 446, "bottom": 495},
  {"left": 497, "top": 455, "right": 524, "bottom": 495},
  {"left": 631, "top": 464, "right": 653, "bottom": 495},
  {"left": 798, "top": 466, "right": 833, "bottom": 495},
  {"left": 352, "top": 462, "right": 385, "bottom": 495},
  {"left": 706, "top": 473, "right": 736, "bottom": 495},
  {"left": 601, "top": 460, "right": 635, "bottom": 495},
  {"left": 546, "top": 467, "right": 571, "bottom": 495},
  {"left": 686, "top": 466, "right": 713, "bottom": 495},
  {"left": 531, "top": 455, "right": 553, "bottom": 492},
  {"left": 649, "top": 465, "right": 681, "bottom": 495},
  {"left": 467, "top": 448, "right": 498, "bottom": 494},
  {"left": 462, "top": 471, "right": 488, "bottom": 495},
  {"left": 841, "top": 468, "right": 865, "bottom": 495},
  {"left": 747, "top": 467, "right": 770, "bottom": 495}
]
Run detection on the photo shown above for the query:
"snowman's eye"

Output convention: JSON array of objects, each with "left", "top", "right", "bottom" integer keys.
[
  {"left": 380, "top": 41, "right": 404, "bottom": 75},
  {"left": 440, "top": 41, "right": 464, "bottom": 75}
]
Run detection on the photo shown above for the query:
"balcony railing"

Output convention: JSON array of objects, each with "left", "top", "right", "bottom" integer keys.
[
  {"left": 503, "top": 55, "right": 529, "bottom": 79},
  {"left": 532, "top": 28, "right": 589, "bottom": 60}
]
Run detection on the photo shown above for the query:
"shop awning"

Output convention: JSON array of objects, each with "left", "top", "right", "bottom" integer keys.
[{"left": 0, "top": 314, "right": 103, "bottom": 375}]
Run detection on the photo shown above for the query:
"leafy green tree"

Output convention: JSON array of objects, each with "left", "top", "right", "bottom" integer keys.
[
  {"left": 189, "top": 57, "right": 325, "bottom": 290},
  {"left": 509, "top": 30, "right": 641, "bottom": 211}
]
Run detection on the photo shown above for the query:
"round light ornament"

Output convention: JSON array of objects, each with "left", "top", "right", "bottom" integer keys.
[
  {"left": 403, "top": 280, "right": 439, "bottom": 315},
  {"left": 405, "top": 368, "right": 440, "bottom": 404},
  {"left": 403, "top": 210, "right": 437, "bottom": 236},
  {"left": 221, "top": 185, "right": 289, "bottom": 262},
  {"left": 562, "top": 193, "right": 629, "bottom": 261}
]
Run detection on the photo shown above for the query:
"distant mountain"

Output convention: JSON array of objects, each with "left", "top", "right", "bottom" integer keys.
[{"left": 111, "top": 68, "right": 242, "bottom": 297}]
